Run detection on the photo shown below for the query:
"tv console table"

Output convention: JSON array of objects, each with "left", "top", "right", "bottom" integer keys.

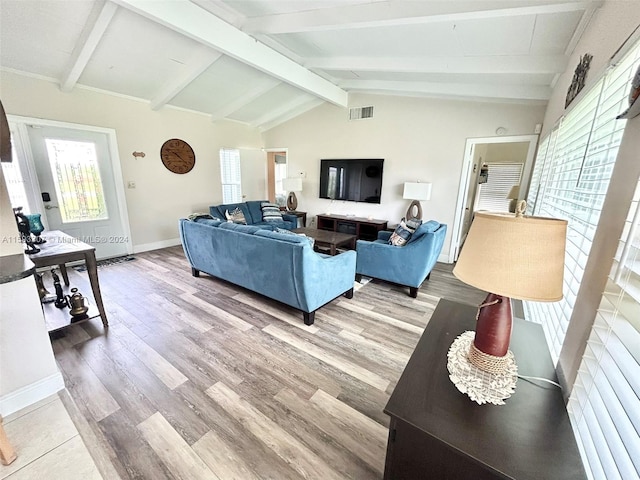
[
  {"left": 383, "top": 299, "right": 586, "bottom": 479},
  {"left": 316, "top": 214, "right": 387, "bottom": 241}
]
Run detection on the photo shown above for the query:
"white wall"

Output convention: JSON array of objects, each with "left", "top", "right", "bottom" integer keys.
[
  {"left": 0, "top": 166, "right": 63, "bottom": 417},
  {"left": 262, "top": 93, "right": 545, "bottom": 260},
  {"left": 0, "top": 70, "right": 264, "bottom": 251}
]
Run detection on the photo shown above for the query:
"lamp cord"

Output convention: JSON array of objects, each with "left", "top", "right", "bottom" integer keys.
[{"left": 517, "top": 374, "right": 561, "bottom": 388}]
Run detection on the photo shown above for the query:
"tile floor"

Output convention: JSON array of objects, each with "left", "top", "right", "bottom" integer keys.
[{"left": 1, "top": 394, "right": 102, "bottom": 480}]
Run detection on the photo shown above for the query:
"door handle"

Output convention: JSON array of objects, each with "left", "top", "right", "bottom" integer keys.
[{"left": 44, "top": 204, "right": 59, "bottom": 210}]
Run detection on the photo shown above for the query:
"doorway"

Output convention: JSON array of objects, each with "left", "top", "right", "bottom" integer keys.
[
  {"left": 7, "top": 116, "right": 131, "bottom": 259},
  {"left": 265, "top": 149, "right": 287, "bottom": 206},
  {"left": 450, "top": 135, "right": 539, "bottom": 262}
]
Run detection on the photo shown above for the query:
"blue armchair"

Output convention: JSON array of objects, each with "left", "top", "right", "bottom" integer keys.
[{"left": 355, "top": 221, "right": 447, "bottom": 298}]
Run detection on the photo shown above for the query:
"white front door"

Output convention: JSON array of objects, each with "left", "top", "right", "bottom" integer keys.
[{"left": 26, "top": 125, "right": 129, "bottom": 259}]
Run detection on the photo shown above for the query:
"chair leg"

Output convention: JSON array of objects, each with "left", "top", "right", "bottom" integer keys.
[
  {"left": 355, "top": 274, "right": 362, "bottom": 283},
  {"left": 303, "top": 311, "right": 316, "bottom": 325},
  {"left": 344, "top": 288, "right": 354, "bottom": 299},
  {"left": 409, "top": 287, "right": 418, "bottom": 298},
  {"left": 191, "top": 267, "right": 200, "bottom": 277}
]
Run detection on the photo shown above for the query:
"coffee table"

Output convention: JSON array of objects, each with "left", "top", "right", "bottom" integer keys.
[{"left": 292, "top": 227, "right": 356, "bottom": 255}]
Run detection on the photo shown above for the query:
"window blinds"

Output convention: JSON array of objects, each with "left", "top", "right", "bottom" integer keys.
[
  {"left": 524, "top": 42, "right": 638, "bottom": 360},
  {"left": 219, "top": 148, "right": 242, "bottom": 204},
  {"left": 475, "top": 163, "right": 523, "bottom": 212},
  {"left": 525, "top": 39, "right": 640, "bottom": 480},
  {"left": 568, "top": 178, "right": 640, "bottom": 480}
]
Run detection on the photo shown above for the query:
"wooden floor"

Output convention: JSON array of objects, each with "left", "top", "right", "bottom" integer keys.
[{"left": 50, "top": 246, "right": 486, "bottom": 480}]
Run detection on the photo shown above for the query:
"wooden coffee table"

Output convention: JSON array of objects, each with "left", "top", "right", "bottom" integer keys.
[{"left": 292, "top": 227, "right": 356, "bottom": 255}]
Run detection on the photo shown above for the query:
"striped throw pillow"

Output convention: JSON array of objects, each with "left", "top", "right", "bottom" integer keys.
[{"left": 261, "top": 202, "right": 283, "bottom": 222}]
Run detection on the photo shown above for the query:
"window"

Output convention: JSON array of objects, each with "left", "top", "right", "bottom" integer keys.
[
  {"left": 567, "top": 178, "right": 640, "bottom": 480},
  {"left": 45, "top": 139, "right": 108, "bottom": 223},
  {"left": 219, "top": 148, "right": 242, "bottom": 203},
  {"left": 1, "top": 143, "right": 30, "bottom": 212},
  {"left": 525, "top": 41, "right": 639, "bottom": 361},
  {"left": 475, "top": 163, "right": 523, "bottom": 212},
  {"left": 525, "top": 39, "right": 640, "bottom": 480}
]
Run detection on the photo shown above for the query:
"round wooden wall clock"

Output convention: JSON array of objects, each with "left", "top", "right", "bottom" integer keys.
[{"left": 160, "top": 138, "right": 195, "bottom": 174}]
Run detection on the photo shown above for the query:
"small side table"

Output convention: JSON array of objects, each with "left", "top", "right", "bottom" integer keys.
[
  {"left": 287, "top": 211, "right": 307, "bottom": 228},
  {"left": 28, "top": 230, "right": 108, "bottom": 332}
]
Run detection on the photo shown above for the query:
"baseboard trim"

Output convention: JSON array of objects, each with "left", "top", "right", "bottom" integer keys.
[
  {"left": 439, "top": 253, "right": 452, "bottom": 264},
  {"left": 133, "top": 238, "right": 181, "bottom": 254},
  {"left": 0, "top": 372, "right": 65, "bottom": 417}
]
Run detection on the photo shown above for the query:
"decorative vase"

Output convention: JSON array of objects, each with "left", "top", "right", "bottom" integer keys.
[{"left": 25, "top": 214, "right": 46, "bottom": 244}]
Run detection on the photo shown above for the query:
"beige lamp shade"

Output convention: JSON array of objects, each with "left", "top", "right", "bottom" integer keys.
[
  {"left": 506, "top": 185, "right": 520, "bottom": 199},
  {"left": 403, "top": 182, "right": 432, "bottom": 201},
  {"left": 453, "top": 211, "right": 567, "bottom": 301},
  {"left": 282, "top": 177, "right": 303, "bottom": 192}
]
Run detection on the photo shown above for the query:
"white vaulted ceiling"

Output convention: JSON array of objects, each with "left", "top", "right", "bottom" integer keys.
[{"left": 0, "top": 0, "right": 602, "bottom": 130}]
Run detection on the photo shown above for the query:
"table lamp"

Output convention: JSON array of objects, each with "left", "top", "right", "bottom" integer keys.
[
  {"left": 449, "top": 201, "right": 567, "bottom": 405},
  {"left": 506, "top": 185, "right": 520, "bottom": 213},
  {"left": 403, "top": 182, "right": 432, "bottom": 220},
  {"left": 282, "top": 177, "right": 303, "bottom": 211}
]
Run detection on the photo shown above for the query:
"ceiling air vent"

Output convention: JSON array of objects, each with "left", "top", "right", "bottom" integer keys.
[{"left": 349, "top": 106, "right": 374, "bottom": 120}]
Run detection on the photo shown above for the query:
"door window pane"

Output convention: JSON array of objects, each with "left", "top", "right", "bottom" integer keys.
[{"left": 45, "top": 139, "right": 108, "bottom": 223}]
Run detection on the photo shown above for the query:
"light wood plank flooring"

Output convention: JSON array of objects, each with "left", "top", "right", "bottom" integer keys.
[{"left": 50, "top": 246, "right": 486, "bottom": 480}]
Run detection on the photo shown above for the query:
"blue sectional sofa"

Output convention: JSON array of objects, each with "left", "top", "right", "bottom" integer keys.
[
  {"left": 209, "top": 200, "right": 298, "bottom": 230},
  {"left": 355, "top": 220, "right": 447, "bottom": 298},
  {"left": 179, "top": 218, "right": 356, "bottom": 325}
]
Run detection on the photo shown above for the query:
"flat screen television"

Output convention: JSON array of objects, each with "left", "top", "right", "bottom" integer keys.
[{"left": 319, "top": 159, "right": 384, "bottom": 203}]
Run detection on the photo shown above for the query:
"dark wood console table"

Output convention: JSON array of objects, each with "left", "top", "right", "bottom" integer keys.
[
  {"left": 28, "top": 230, "right": 108, "bottom": 333},
  {"left": 384, "top": 299, "right": 586, "bottom": 479},
  {"left": 316, "top": 214, "right": 387, "bottom": 241}
]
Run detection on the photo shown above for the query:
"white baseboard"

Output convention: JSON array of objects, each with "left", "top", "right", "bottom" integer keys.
[
  {"left": 438, "top": 253, "right": 452, "bottom": 264},
  {"left": 0, "top": 372, "right": 65, "bottom": 417},
  {"left": 133, "top": 237, "right": 181, "bottom": 254}
]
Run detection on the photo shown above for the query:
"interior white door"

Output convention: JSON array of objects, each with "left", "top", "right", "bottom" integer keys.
[{"left": 26, "top": 125, "right": 128, "bottom": 259}]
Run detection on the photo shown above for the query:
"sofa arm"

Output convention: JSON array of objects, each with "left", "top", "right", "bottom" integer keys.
[{"left": 282, "top": 213, "right": 297, "bottom": 224}]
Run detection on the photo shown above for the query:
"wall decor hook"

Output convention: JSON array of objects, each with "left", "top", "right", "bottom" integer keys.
[{"left": 133, "top": 151, "right": 146, "bottom": 158}]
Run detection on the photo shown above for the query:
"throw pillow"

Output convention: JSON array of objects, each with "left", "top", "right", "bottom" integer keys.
[
  {"left": 389, "top": 217, "right": 422, "bottom": 246},
  {"left": 187, "top": 213, "right": 218, "bottom": 221},
  {"left": 225, "top": 208, "right": 247, "bottom": 224},
  {"left": 261, "top": 202, "right": 283, "bottom": 222}
]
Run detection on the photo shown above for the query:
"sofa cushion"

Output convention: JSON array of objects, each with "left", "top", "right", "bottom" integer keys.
[
  {"left": 261, "top": 202, "right": 284, "bottom": 222},
  {"left": 389, "top": 218, "right": 422, "bottom": 246}
]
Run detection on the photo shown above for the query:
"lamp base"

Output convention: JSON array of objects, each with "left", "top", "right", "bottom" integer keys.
[
  {"left": 287, "top": 192, "right": 298, "bottom": 211},
  {"left": 405, "top": 200, "right": 422, "bottom": 220},
  {"left": 447, "top": 331, "right": 518, "bottom": 405}
]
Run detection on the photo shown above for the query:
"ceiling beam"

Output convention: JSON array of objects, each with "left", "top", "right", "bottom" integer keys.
[
  {"left": 150, "top": 48, "right": 222, "bottom": 110},
  {"left": 242, "top": 1, "right": 603, "bottom": 34},
  {"left": 112, "top": 0, "right": 348, "bottom": 107},
  {"left": 258, "top": 99, "right": 324, "bottom": 132},
  {"left": 60, "top": 0, "right": 118, "bottom": 92},
  {"left": 340, "top": 80, "right": 552, "bottom": 101},
  {"left": 210, "top": 78, "right": 280, "bottom": 122},
  {"left": 252, "top": 97, "right": 323, "bottom": 130},
  {"left": 306, "top": 55, "right": 568, "bottom": 75}
]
